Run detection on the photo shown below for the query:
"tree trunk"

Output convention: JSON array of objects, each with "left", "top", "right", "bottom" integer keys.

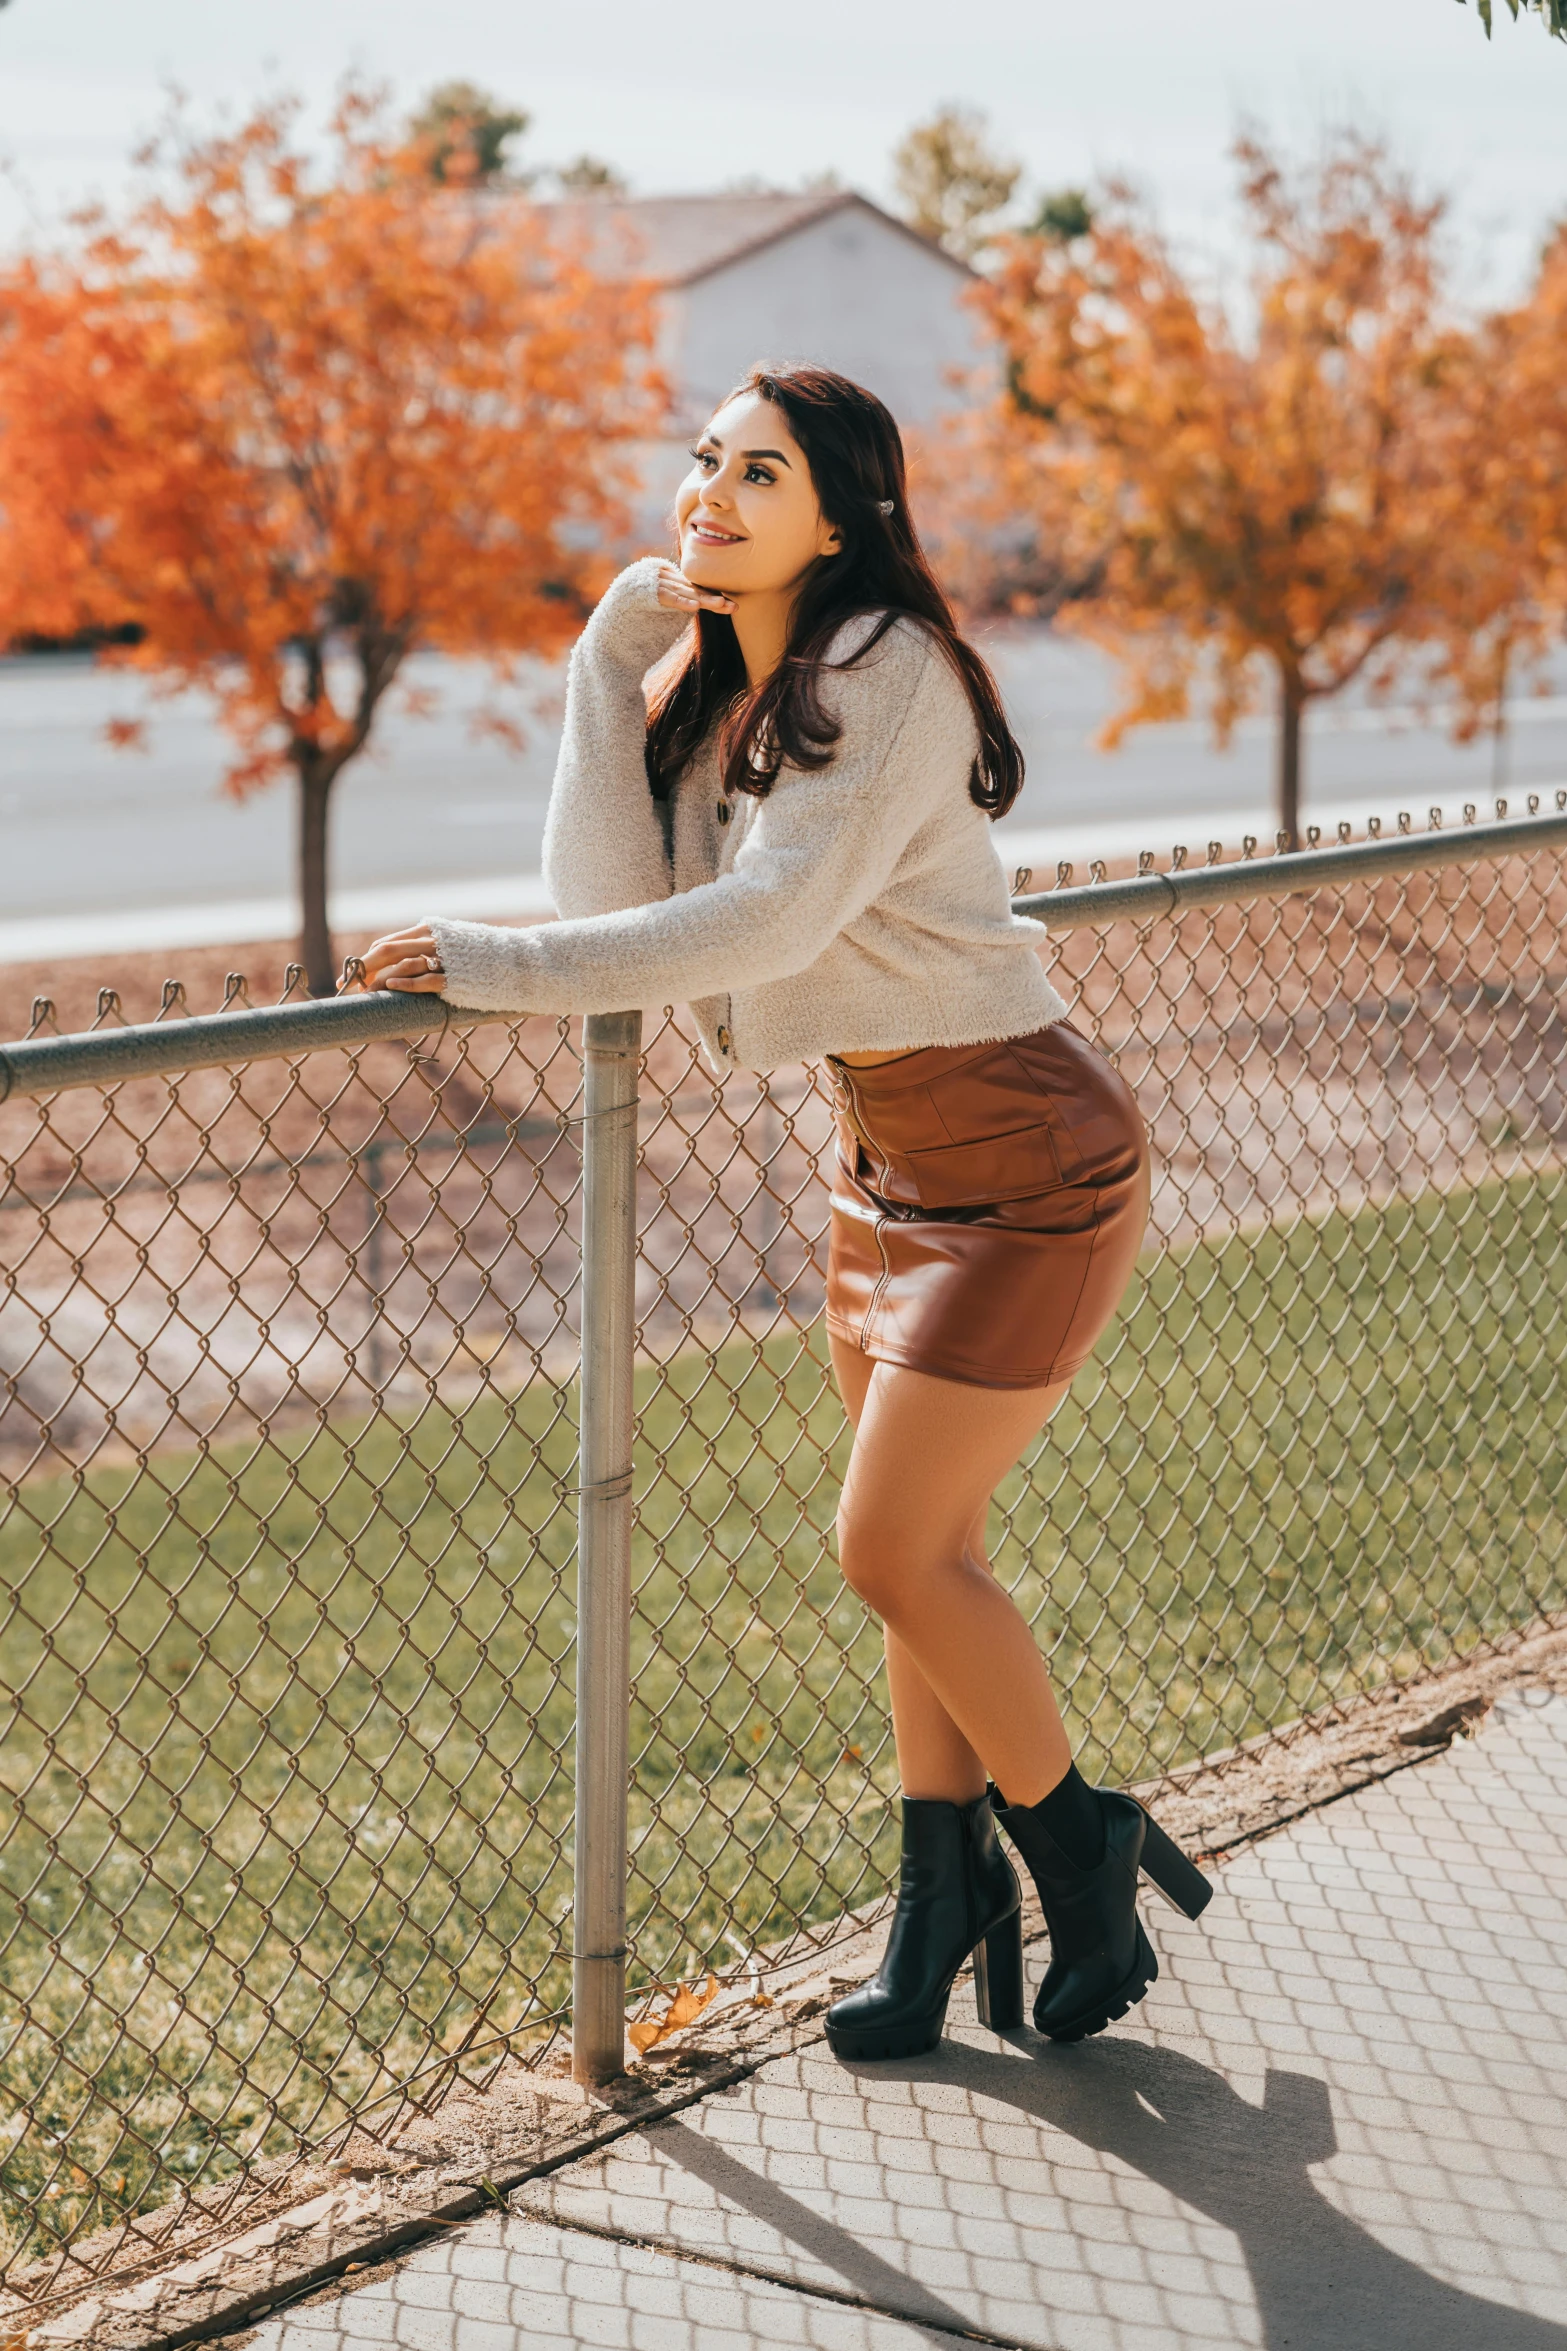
[
  {"left": 1276, "top": 667, "right": 1304, "bottom": 852},
  {"left": 296, "top": 756, "right": 336, "bottom": 997},
  {"left": 1490, "top": 641, "right": 1511, "bottom": 799}
]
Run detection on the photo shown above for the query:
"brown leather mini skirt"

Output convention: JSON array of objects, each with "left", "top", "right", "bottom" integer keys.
[{"left": 824, "top": 1021, "right": 1150, "bottom": 1391}]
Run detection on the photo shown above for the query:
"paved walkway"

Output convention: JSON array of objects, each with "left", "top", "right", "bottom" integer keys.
[{"left": 252, "top": 1691, "right": 1567, "bottom": 2350}]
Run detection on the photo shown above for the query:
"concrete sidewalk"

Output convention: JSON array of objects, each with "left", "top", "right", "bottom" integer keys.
[{"left": 250, "top": 1692, "right": 1567, "bottom": 2351}]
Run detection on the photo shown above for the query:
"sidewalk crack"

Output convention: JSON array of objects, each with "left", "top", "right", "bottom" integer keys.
[{"left": 523, "top": 2203, "right": 1035, "bottom": 2350}]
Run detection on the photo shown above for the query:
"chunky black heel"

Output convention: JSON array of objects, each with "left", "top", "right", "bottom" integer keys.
[
  {"left": 971, "top": 1907, "right": 1025, "bottom": 2031},
  {"left": 992, "top": 1781, "right": 1210, "bottom": 2044},
  {"left": 1136, "top": 1807, "right": 1213, "bottom": 1920},
  {"left": 825, "top": 1792, "right": 1021, "bottom": 2062}
]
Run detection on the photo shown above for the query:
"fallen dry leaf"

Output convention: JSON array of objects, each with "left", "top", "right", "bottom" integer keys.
[{"left": 627, "top": 1974, "right": 719, "bottom": 2054}]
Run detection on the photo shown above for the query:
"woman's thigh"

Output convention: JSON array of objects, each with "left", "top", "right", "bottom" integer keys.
[
  {"left": 836, "top": 1353, "right": 1069, "bottom": 1572},
  {"left": 828, "top": 1328, "right": 877, "bottom": 1432}
]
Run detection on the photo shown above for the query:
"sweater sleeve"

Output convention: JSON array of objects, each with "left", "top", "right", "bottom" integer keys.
[
  {"left": 539, "top": 557, "right": 691, "bottom": 920},
  {"left": 429, "top": 621, "right": 938, "bottom": 1017}
]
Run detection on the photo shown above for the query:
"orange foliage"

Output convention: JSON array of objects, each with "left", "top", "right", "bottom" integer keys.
[
  {"left": 1420, "top": 223, "right": 1567, "bottom": 743},
  {"left": 0, "top": 89, "right": 660, "bottom": 989},
  {"left": 627, "top": 1974, "right": 719, "bottom": 2054},
  {"left": 983, "top": 134, "right": 1462, "bottom": 842}
]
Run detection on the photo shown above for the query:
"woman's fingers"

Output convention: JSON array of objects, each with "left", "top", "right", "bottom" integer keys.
[
  {"left": 356, "top": 926, "right": 445, "bottom": 992},
  {"left": 364, "top": 924, "right": 438, "bottom": 966},
  {"left": 654, "top": 561, "right": 735, "bottom": 615},
  {"left": 377, "top": 956, "right": 448, "bottom": 994}
]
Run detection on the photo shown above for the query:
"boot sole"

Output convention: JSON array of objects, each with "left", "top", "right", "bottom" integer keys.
[
  {"left": 1035, "top": 1924, "right": 1158, "bottom": 2044},
  {"left": 824, "top": 2013, "right": 945, "bottom": 2062}
]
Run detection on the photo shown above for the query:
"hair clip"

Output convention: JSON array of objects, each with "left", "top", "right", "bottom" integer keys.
[{"left": 877, "top": 498, "right": 894, "bottom": 515}]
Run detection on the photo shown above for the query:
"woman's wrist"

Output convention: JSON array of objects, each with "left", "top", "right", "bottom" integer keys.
[
  {"left": 425, "top": 914, "right": 540, "bottom": 1017},
  {"left": 581, "top": 558, "right": 701, "bottom": 667}
]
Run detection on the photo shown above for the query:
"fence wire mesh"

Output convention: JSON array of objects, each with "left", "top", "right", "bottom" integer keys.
[{"left": 3, "top": 816, "right": 1567, "bottom": 2313}]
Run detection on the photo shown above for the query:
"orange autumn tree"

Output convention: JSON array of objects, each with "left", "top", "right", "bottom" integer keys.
[
  {"left": 1419, "top": 221, "right": 1567, "bottom": 759},
  {"left": 0, "top": 92, "right": 658, "bottom": 993},
  {"left": 984, "top": 134, "right": 1461, "bottom": 845}
]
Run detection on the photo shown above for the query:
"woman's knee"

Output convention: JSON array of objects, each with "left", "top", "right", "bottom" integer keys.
[
  {"left": 836, "top": 1505, "right": 972, "bottom": 1616},
  {"left": 835, "top": 1508, "right": 903, "bottom": 1614}
]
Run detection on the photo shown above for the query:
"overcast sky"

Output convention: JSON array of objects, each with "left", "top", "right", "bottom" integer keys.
[{"left": 0, "top": 0, "right": 1560, "bottom": 297}]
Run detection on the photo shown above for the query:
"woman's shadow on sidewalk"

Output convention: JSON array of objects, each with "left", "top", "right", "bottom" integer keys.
[
  {"left": 661, "top": 2034, "right": 1567, "bottom": 2351},
  {"left": 872, "top": 2036, "right": 1567, "bottom": 2349}
]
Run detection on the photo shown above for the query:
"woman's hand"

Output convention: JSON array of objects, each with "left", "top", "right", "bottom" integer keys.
[
  {"left": 654, "top": 560, "right": 736, "bottom": 617},
  {"left": 349, "top": 923, "right": 448, "bottom": 995}
]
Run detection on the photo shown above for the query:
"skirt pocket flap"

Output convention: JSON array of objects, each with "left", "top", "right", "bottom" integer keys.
[{"left": 899, "top": 1124, "right": 1064, "bottom": 1209}]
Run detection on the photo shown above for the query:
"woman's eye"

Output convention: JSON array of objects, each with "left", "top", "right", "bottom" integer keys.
[
  {"left": 743, "top": 464, "right": 775, "bottom": 485},
  {"left": 688, "top": 446, "right": 717, "bottom": 470}
]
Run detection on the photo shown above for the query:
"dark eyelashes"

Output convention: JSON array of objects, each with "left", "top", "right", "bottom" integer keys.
[{"left": 685, "top": 447, "right": 774, "bottom": 483}]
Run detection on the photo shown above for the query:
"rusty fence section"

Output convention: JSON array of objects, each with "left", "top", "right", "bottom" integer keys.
[{"left": 3, "top": 799, "right": 1567, "bottom": 2310}]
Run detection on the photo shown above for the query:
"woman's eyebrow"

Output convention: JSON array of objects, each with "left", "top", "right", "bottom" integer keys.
[{"left": 699, "top": 431, "right": 792, "bottom": 468}]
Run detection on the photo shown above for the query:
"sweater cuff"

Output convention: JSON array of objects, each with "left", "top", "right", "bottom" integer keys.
[
  {"left": 428, "top": 916, "right": 543, "bottom": 1016},
  {"left": 579, "top": 556, "right": 689, "bottom": 671}
]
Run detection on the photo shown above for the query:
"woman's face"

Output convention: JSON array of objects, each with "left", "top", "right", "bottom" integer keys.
[{"left": 674, "top": 391, "right": 842, "bottom": 600}]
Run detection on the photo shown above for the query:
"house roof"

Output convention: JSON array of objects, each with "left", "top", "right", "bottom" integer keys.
[{"left": 479, "top": 188, "right": 974, "bottom": 289}]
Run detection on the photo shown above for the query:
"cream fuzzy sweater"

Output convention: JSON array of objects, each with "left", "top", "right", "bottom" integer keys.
[{"left": 429, "top": 557, "right": 1067, "bottom": 1074}]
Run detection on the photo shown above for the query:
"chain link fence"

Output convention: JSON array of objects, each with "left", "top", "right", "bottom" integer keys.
[{"left": 3, "top": 802, "right": 1567, "bottom": 2315}]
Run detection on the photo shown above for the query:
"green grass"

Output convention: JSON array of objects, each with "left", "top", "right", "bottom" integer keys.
[{"left": 3, "top": 1167, "right": 1566, "bottom": 2264}]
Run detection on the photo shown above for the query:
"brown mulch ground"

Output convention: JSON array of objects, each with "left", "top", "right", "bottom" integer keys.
[
  {"left": 0, "top": 933, "right": 385, "bottom": 1043},
  {"left": 0, "top": 925, "right": 511, "bottom": 1044}
]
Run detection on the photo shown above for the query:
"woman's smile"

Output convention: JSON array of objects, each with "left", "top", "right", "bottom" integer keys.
[{"left": 687, "top": 517, "right": 746, "bottom": 546}]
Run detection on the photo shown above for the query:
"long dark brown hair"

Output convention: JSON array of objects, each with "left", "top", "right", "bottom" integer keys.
[{"left": 644, "top": 363, "right": 1024, "bottom": 819}]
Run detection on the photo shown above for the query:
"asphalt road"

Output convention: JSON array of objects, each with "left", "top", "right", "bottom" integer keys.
[{"left": 5, "top": 631, "right": 1566, "bottom": 954}]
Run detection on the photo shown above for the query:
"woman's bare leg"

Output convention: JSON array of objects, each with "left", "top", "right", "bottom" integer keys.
[
  {"left": 832, "top": 1335, "right": 991, "bottom": 1799},
  {"left": 828, "top": 1331, "right": 1075, "bottom": 1806}
]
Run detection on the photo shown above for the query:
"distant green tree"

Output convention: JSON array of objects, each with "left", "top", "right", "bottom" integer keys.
[
  {"left": 408, "top": 82, "right": 530, "bottom": 184},
  {"left": 1456, "top": 0, "right": 1564, "bottom": 31},
  {"left": 1032, "top": 188, "right": 1094, "bottom": 244},
  {"left": 554, "top": 155, "right": 627, "bottom": 196},
  {"left": 892, "top": 106, "right": 1020, "bottom": 260}
]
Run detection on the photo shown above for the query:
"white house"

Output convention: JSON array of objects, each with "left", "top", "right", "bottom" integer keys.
[{"left": 511, "top": 188, "right": 991, "bottom": 532}]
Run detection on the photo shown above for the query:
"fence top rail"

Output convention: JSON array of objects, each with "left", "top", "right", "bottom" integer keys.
[
  {"left": 3, "top": 801, "right": 1565, "bottom": 1103},
  {"left": 0, "top": 987, "right": 478, "bottom": 1105},
  {"left": 1011, "top": 796, "right": 1567, "bottom": 927}
]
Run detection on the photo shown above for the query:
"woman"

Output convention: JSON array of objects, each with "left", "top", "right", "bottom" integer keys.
[{"left": 361, "top": 363, "right": 1211, "bottom": 2062}]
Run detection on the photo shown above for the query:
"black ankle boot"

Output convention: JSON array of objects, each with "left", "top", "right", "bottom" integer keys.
[
  {"left": 825, "top": 1793, "right": 1025, "bottom": 2061},
  {"left": 992, "top": 1783, "right": 1213, "bottom": 2043}
]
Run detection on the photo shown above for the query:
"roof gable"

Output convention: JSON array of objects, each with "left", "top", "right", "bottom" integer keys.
[{"left": 477, "top": 187, "right": 974, "bottom": 289}]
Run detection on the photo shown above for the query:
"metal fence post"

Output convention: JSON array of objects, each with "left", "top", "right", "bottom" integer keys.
[{"left": 572, "top": 1008, "right": 641, "bottom": 2083}]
